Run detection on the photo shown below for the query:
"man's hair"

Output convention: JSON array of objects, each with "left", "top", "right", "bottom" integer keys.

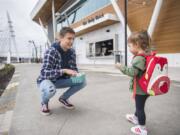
[{"left": 59, "top": 27, "right": 75, "bottom": 37}]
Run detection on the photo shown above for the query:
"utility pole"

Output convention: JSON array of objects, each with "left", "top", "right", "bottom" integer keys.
[
  {"left": 28, "top": 40, "right": 38, "bottom": 63},
  {"left": 124, "top": 0, "right": 128, "bottom": 66}
]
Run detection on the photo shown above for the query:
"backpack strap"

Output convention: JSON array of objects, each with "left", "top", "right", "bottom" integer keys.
[
  {"left": 132, "top": 55, "right": 144, "bottom": 99},
  {"left": 132, "top": 51, "right": 157, "bottom": 98},
  {"left": 134, "top": 51, "right": 156, "bottom": 58},
  {"left": 132, "top": 53, "right": 152, "bottom": 99},
  {"left": 134, "top": 53, "right": 147, "bottom": 58}
]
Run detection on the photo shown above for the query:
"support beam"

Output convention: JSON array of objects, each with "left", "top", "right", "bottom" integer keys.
[
  {"left": 148, "top": 0, "right": 163, "bottom": 37},
  {"left": 110, "top": 0, "right": 131, "bottom": 66},
  {"left": 39, "top": 18, "right": 51, "bottom": 47},
  {"left": 110, "top": 0, "right": 131, "bottom": 36},
  {"left": 64, "top": 13, "right": 70, "bottom": 26},
  {"left": 52, "top": 0, "right": 56, "bottom": 42}
]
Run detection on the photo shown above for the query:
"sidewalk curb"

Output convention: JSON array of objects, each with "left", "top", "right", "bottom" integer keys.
[
  {"left": 0, "top": 69, "right": 19, "bottom": 134},
  {"left": 0, "top": 111, "right": 13, "bottom": 135}
]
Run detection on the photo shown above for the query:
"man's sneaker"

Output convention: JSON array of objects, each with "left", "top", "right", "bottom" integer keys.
[
  {"left": 41, "top": 103, "right": 51, "bottom": 116},
  {"left": 59, "top": 98, "right": 75, "bottom": 110},
  {"left": 126, "top": 114, "right": 139, "bottom": 125},
  {"left": 131, "top": 125, "right": 148, "bottom": 135}
]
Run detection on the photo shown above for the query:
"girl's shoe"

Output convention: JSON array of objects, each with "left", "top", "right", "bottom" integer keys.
[
  {"left": 131, "top": 125, "right": 148, "bottom": 135},
  {"left": 126, "top": 114, "right": 139, "bottom": 125}
]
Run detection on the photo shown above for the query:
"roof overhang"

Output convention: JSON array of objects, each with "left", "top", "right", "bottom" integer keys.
[
  {"left": 30, "top": 0, "right": 69, "bottom": 25},
  {"left": 74, "top": 13, "right": 119, "bottom": 37}
]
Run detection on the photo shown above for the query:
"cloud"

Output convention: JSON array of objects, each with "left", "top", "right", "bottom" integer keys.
[{"left": 0, "top": 0, "right": 47, "bottom": 57}]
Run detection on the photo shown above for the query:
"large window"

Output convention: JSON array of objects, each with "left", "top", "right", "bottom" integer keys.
[
  {"left": 74, "top": 0, "right": 110, "bottom": 23},
  {"left": 86, "top": 39, "right": 114, "bottom": 58},
  {"left": 57, "top": 0, "right": 110, "bottom": 31}
]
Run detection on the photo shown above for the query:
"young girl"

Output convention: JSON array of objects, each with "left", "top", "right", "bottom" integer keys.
[{"left": 115, "top": 30, "right": 151, "bottom": 135}]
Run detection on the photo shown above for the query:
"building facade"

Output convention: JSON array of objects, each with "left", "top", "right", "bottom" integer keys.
[{"left": 31, "top": 0, "right": 180, "bottom": 67}]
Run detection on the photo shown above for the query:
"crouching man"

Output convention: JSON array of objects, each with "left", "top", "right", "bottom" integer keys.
[{"left": 37, "top": 27, "right": 86, "bottom": 115}]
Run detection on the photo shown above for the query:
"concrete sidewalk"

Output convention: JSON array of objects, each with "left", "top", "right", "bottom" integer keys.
[
  {"left": 8, "top": 64, "right": 180, "bottom": 135},
  {"left": 0, "top": 66, "right": 19, "bottom": 135},
  {"left": 78, "top": 64, "right": 120, "bottom": 74},
  {"left": 79, "top": 64, "right": 180, "bottom": 82}
]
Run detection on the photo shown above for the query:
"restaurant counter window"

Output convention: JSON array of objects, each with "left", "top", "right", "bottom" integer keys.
[
  {"left": 86, "top": 39, "right": 114, "bottom": 58},
  {"left": 95, "top": 39, "right": 113, "bottom": 57}
]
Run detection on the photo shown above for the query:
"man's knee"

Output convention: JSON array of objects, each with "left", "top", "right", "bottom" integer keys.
[
  {"left": 73, "top": 76, "right": 86, "bottom": 88},
  {"left": 40, "top": 80, "right": 56, "bottom": 97},
  {"left": 79, "top": 77, "right": 87, "bottom": 89},
  {"left": 48, "top": 85, "right": 56, "bottom": 96}
]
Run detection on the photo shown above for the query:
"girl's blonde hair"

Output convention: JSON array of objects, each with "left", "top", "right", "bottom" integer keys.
[{"left": 128, "top": 30, "right": 151, "bottom": 52}]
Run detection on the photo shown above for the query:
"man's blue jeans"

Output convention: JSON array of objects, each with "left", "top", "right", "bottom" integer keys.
[{"left": 38, "top": 77, "right": 86, "bottom": 104}]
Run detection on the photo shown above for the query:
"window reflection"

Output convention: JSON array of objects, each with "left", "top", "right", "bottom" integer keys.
[{"left": 57, "top": 0, "right": 110, "bottom": 31}]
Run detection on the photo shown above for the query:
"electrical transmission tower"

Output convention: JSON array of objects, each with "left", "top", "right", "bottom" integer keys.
[{"left": 6, "top": 11, "right": 19, "bottom": 63}]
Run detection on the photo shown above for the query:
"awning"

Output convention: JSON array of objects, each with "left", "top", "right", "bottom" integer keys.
[
  {"left": 30, "top": 0, "right": 68, "bottom": 25},
  {"left": 74, "top": 13, "right": 119, "bottom": 36}
]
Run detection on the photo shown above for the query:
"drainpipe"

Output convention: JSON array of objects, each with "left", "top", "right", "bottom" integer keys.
[{"left": 148, "top": 0, "right": 163, "bottom": 37}]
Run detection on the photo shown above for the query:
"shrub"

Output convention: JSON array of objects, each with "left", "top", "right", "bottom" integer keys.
[{"left": 0, "top": 64, "right": 15, "bottom": 96}]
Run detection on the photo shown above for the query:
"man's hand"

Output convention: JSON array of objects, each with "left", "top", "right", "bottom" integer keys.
[
  {"left": 115, "top": 62, "right": 122, "bottom": 69},
  {"left": 63, "top": 69, "right": 78, "bottom": 76}
]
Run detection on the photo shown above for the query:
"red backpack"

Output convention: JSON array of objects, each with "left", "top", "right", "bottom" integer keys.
[{"left": 135, "top": 52, "right": 170, "bottom": 96}]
